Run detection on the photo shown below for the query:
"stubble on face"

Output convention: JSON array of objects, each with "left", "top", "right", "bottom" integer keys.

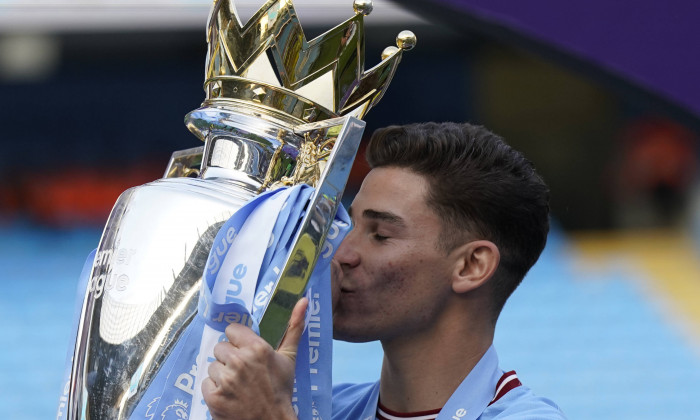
[{"left": 332, "top": 167, "right": 454, "bottom": 344}]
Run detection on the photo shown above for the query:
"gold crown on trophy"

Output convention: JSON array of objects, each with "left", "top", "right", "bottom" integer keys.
[{"left": 202, "top": 0, "right": 416, "bottom": 124}]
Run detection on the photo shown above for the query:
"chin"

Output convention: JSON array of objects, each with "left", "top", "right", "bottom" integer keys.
[
  {"left": 332, "top": 323, "right": 376, "bottom": 343},
  {"left": 333, "top": 332, "right": 375, "bottom": 343}
]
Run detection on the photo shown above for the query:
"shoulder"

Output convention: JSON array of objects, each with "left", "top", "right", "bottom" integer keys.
[
  {"left": 479, "top": 385, "right": 567, "bottom": 420},
  {"left": 332, "top": 382, "right": 379, "bottom": 420}
]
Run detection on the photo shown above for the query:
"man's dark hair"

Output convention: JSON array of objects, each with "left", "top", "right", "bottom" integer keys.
[{"left": 365, "top": 122, "right": 550, "bottom": 317}]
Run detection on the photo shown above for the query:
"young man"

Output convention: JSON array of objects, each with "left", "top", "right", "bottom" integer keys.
[{"left": 203, "top": 122, "right": 566, "bottom": 419}]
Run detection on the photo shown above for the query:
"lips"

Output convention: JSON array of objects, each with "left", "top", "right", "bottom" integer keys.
[
  {"left": 337, "top": 274, "right": 363, "bottom": 294},
  {"left": 338, "top": 277, "right": 357, "bottom": 293}
]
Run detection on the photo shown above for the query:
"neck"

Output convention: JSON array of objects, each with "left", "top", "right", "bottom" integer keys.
[{"left": 377, "top": 297, "right": 494, "bottom": 413}]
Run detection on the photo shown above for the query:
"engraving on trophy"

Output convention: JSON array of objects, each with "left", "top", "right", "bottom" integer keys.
[{"left": 279, "top": 132, "right": 334, "bottom": 187}]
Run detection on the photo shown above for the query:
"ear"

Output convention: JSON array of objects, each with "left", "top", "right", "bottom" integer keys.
[{"left": 450, "top": 240, "right": 500, "bottom": 294}]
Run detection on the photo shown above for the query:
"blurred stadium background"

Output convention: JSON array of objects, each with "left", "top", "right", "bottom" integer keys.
[{"left": 1, "top": 1, "right": 700, "bottom": 419}]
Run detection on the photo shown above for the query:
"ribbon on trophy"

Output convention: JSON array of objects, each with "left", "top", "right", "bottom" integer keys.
[{"left": 59, "top": 185, "right": 350, "bottom": 420}]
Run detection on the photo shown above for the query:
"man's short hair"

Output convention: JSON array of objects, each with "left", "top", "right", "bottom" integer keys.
[{"left": 365, "top": 122, "right": 550, "bottom": 317}]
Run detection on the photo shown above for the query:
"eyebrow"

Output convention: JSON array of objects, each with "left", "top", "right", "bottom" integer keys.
[{"left": 349, "top": 206, "right": 407, "bottom": 228}]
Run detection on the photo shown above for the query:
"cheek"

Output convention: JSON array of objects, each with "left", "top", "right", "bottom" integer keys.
[
  {"left": 382, "top": 259, "right": 403, "bottom": 281},
  {"left": 375, "top": 256, "right": 433, "bottom": 297},
  {"left": 372, "top": 258, "right": 410, "bottom": 287},
  {"left": 370, "top": 258, "right": 449, "bottom": 333}
]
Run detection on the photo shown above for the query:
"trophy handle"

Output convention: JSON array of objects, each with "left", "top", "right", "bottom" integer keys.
[
  {"left": 163, "top": 146, "right": 204, "bottom": 179},
  {"left": 258, "top": 116, "right": 365, "bottom": 348}
]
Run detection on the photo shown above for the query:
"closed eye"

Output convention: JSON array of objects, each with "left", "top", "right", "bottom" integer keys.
[{"left": 372, "top": 233, "right": 389, "bottom": 242}]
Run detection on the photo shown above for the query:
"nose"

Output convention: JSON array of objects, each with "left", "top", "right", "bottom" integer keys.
[{"left": 333, "top": 228, "right": 360, "bottom": 269}]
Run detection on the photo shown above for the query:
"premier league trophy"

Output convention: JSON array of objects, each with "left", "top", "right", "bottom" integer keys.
[{"left": 58, "top": 0, "right": 415, "bottom": 419}]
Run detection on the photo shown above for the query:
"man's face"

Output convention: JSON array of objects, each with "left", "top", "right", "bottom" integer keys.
[{"left": 332, "top": 166, "right": 456, "bottom": 343}]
